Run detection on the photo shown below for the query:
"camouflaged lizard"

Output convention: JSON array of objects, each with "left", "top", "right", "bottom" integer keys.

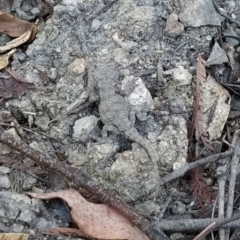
[{"left": 94, "top": 60, "right": 161, "bottom": 198}]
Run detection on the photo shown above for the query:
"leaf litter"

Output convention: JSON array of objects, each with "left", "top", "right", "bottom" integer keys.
[
  {"left": 0, "top": 68, "right": 35, "bottom": 99},
  {"left": 26, "top": 188, "right": 150, "bottom": 240}
]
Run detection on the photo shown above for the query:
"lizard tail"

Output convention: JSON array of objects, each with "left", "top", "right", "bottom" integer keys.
[{"left": 125, "top": 128, "right": 161, "bottom": 198}]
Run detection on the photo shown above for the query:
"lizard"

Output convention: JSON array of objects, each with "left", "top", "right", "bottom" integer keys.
[{"left": 94, "top": 60, "right": 161, "bottom": 198}]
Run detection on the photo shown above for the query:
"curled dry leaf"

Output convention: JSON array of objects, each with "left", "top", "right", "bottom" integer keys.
[
  {"left": 0, "top": 233, "right": 29, "bottom": 240},
  {"left": 0, "top": 11, "right": 36, "bottom": 38},
  {"left": 0, "top": 26, "right": 37, "bottom": 53},
  {"left": 26, "top": 189, "right": 150, "bottom": 240},
  {"left": 0, "top": 49, "right": 16, "bottom": 70}
]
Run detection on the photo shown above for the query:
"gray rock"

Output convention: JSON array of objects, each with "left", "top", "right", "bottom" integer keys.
[
  {"left": 91, "top": 19, "right": 101, "bottom": 32},
  {"left": 30, "top": 7, "right": 40, "bottom": 15},
  {"left": 205, "top": 41, "right": 228, "bottom": 66},
  {"left": 179, "top": 0, "right": 223, "bottom": 27},
  {"left": 22, "top": 176, "right": 37, "bottom": 191},
  {"left": 0, "top": 191, "right": 57, "bottom": 229},
  {"left": 0, "top": 175, "right": 11, "bottom": 189},
  {"left": 165, "top": 13, "right": 184, "bottom": 37},
  {"left": 170, "top": 233, "right": 185, "bottom": 240},
  {"left": 0, "top": 166, "right": 11, "bottom": 174},
  {"left": 73, "top": 115, "right": 98, "bottom": 141},
  {"left": 172, "top": 201, "right": 186, "bottom": 214}
]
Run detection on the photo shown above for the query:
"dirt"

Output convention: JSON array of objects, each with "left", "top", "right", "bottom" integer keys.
[{"left": 0, "top": 0, "right": 240, "bottom": 239}]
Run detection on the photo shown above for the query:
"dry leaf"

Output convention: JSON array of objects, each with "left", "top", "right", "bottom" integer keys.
[
  {"left": 0, "top": 11, "right": 35, "bottom": 37},
  {"left": 0, "top": 49, "right": 16, "bottom": 70},
  {"left": 27, "top": 189, "right": 150, "bottom": 240},
  {"left": 0, "top": 233, "right": 28, "bottom": 240},
  {"left": 0, "top": 71, "right": 35, "bottom": 99},
  {"left": 0, "top": 27, "right": 37, "bottom": 53}
]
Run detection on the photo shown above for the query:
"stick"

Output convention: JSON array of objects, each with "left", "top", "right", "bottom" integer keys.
[
  {"left": 0, "top": 131, "right": 168, "bottom": 240},
  {"left": 160, "top": 151, "right": 233, "bottom": 185}
]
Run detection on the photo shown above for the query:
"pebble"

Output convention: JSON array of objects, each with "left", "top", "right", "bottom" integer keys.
[
  {"left": 165, "top": 13, "right": 184, "bottom": 37},
  {"left": 0, "top": 175, "right": 11, "bottom": 189},
  {"left": 91, "top": 19, "right": 101, "bottom": 31},
  {"left": 68, "top": 58, "right": 86, "bottom": 75},
  {"left": 0, "top": 166, "right": 11, "bottom": 174},
  {"left": 73, "top": 115, "right": 98, "bottom": 141}
]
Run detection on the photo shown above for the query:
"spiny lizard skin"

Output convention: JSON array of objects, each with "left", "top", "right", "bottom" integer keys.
[{"left": 94, "top": 60, "right": 161, "bottom": 198}]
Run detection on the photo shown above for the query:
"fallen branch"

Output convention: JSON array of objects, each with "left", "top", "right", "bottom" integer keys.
[
  {"left": 156, "top": 212, "right": 240, "bottom": 232},
  {"left": 0, "top": 131, "right": 168, "bottom": 240},
  {"left": 160, "top": 151, "right": 233, "bottom": 185}
]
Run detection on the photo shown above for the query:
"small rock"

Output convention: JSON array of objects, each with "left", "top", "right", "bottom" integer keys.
[
  {"left": 91, "top": 19, "right": 101, "bottom": 31},
  {"left": 172, "top": 67, "right": 192, "bottom": 85},
  {"left": 170, "top": 233, "right": 185, "bottom": 240},
  {"left": 205, "top": 41, "right": 228, "bottom": 66},
  {"left": 0, "top": 175, "right": 11, "bottom": 189},
  {"left": 62, "top": 0, "right": 78, "bottom": 5},
  {"left": 67, "top": 58, "right": 86, "bottom": 75},
  {"left": 121, "top": 76, "right": 154, "bottom": 120},
  {"left": 113, "top": 48, "right": 130, "bottom": 67},
  {"left": 22, "top": 176, "right": 37, "bottom": 190},
  {"left": 66, "top": 149, "right": 88, "bottom": 166},
  {"left": 0, "top": 128, "right": 20, "bottom": 154},
  {"left": 12, "top": 223, "right": 24, "bottom": 233},
  {"left": 135, "top": 200, "right": 160, "bottom": 216},
  {"left": 0, "top": 166, "right": 11, "bottom": 174},
  {"left": 89, "top": 143, "right": 119, "bottom": 162},
  {"left": 179, "top": 0, "right": 223, "bottom": 27},
  {"left": 30, "top": 7, "right": 40, "bottom": 15},
  {"left": 73, "top": 115, "right": 98, "bottom": 141},
  {"left": 172, "top": 201, "right": 186, "bottom": 214},
  {"left": 49, "top": 68, "right": 58, "bottom": 80},
  {"left": 112, "top": 33, "right": 138, "bottom": 51},
  {"left": 165, "top": 13, "right": 184, "bottom": 37}
]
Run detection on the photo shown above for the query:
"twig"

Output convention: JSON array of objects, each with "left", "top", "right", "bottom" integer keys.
[
  {"left": 86, "top": 0, "right": 119, "bottom": 22},
  {"left": 218, "top": 161, "right": 228, "bottom": 240},
  {"left": 156, "top": 213, "right": 240, "bottom": 232},
  {"left": 0, "top": 131, "right": 169, "bottom": 240},
  {"left": 22, "top": 127, "right": 63, "bottom": 144},
  {"left": 225, "top": 135, "right": 240, "bottom": 239},
  {"left": 212, "top": 0, "right": 240, "bottom": 26},
  {"left": 193, "top": 212, "right": 240, "bottom": 239},
  {"left": 160, "top": 151, "right": 233, "bottom": 185},
  {"left": 193, "top": 222, "right": 217, "bottom": 240}
]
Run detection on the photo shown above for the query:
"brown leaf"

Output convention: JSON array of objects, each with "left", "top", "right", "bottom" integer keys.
[
  {"left": 26, "top": 189, "right": 150, "bottom": 240},
  {"left": 0, "top": 11, "right": 36, "bottom": 37},
  {"left": 0, "top": 27, "right": 37, "bottom": 54},
  {"left": 0, "top": 233, "right": 28, "bottom": 240},
  {"left": 0, "top": 71, "right": 34, "bottom": 99},
  {"left": 0, "top": 49, "right": 16, "bottom": 70}
]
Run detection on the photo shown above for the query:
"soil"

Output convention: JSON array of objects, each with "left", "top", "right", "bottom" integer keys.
[{"left": 0, "top": 0, "right": 240, "bottom": 239}]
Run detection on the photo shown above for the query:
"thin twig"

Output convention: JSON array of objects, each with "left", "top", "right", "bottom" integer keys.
[
  {"left": 156, "top": 213, "right": 240, "bottom": 232},
  {"left": 193, "top": 222, "right": 217, "bottom": 240},
  {"left": 212, "top": 0, "right": 240, "bottom": 26},
  {"left": 225, "top": 135, "right": 240, "bottom": 239},
  {"left": 160, "top": 151, "right": 233, "bottom": 185},
  {"left": 86, "top": 0, "right": 119, "bottom": 22},
  {"left": 0, "top": 131, "right": 168, "bottom": 240}
]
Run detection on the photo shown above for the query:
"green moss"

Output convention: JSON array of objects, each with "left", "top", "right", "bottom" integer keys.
[
  {"left": 86, "top": 158, "right": 98, "bottom": 175},
  {"left": 102, "top": 170, "right": 122, "bottom": 183}
]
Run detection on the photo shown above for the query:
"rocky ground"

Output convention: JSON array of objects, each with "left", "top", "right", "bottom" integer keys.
[{"left": 1, "top": 0, "right": 240, "bottom": 239}]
